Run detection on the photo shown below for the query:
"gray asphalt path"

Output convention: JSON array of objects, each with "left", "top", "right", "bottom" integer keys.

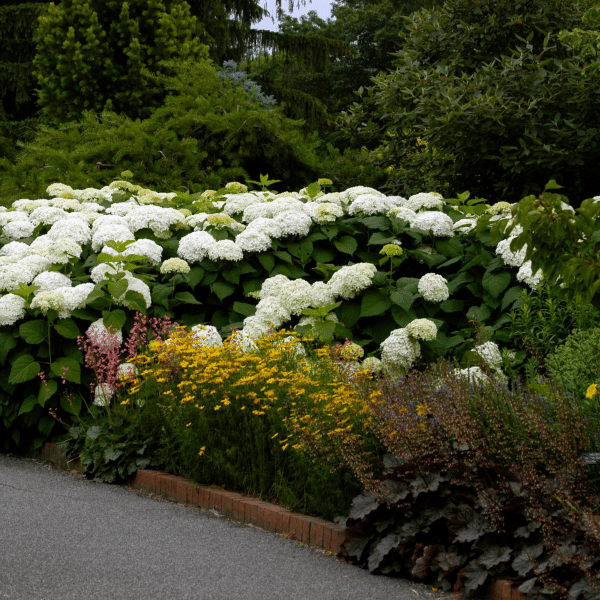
[{"left": 0, "top": 455, "right": 452, "bottom": 600}]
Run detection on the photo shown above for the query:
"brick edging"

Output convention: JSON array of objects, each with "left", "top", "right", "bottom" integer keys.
[{"left": 39, "top": 442, "right": 527, "bottom": 600}]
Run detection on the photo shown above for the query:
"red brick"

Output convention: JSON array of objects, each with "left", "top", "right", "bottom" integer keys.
[
  {"left": 197, "top": 486, "right": 214, "bottom": 509},
  {"left": 243, "top": 501, "right": 269, "bottom": 525},
  {"left": 136, "top": 470, "right": 160, "bottom": 492},
  {"left": 220, "top": 492, "right": 244, "bottom": 518},
  {"left": 174, "top": 478, "right": 190, "bottom": 503},
  {"left": 275, "top": 511, "right": 291, "bottom": 534},
  {"left": 231, "top": 497, "right": 247, "bottom": 521},
  {"left": 187, "top": 484, "right": 200, "bottom": 507},
  {"left": 289, "top": 513, "right": 311, "bottom": 543},
  {"left": 261, "top": 506, "right": 286, "bottom": 532},
  {"left": 324, "top": 524, "right": 346, "bottom": 553},
  {"left": 308, "top": 518, "right": 329, "bottom": 549},
  {"left": 511, "top": 583, "right": 526, "bottom": 600}
]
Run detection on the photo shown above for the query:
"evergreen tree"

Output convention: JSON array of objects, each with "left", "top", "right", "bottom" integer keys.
[{"left": 34, "top": 0, "right": 206, "bottom": 122}]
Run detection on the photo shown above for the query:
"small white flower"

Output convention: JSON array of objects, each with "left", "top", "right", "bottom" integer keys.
[
  {"left": 160, "top": 258, "right": 190, "bottom": 274},
  {"left": 453, "top": 218, "right": 478, "bottom": 233},
  {"left": 273, "top": 210, "right": 313, "bottom": 237},
  {"left": 93, "top": 384, "right": 115, "bottom": 407},
  {"left": 227, "top": 330, "right": 258, "bottom": 352},
  {"left": 380, "top": 328, "right": 422, "bottom": 370},
  {"left": 255, "top": 296, "right": 292, "bottom": 328},
  {"left": 0, "top": 294, "right": 27, "bottom": 326},
  {"left": 91, "top": 223, "right": 135, "bottom": 252},
  {"left": 32, "top": 271, "right": 72, "bottom": 293},
  {"left": 411, "top": 211, "right": 454, "bottom": 237},
  {"left": 177, "top": 231, "right": 216, "bottom": 262},
  {"left": 47, "top": 219, "right": 91, "bottom": 245},
  {"left": 235, "top": 229, "right": 272, "bottom": 253},
  {"left": 30, "top": 290, "right": 66, "bottom": 315},
  {"left": 516, "top": 260, "right": 543, "bottom": 289},
  {"left": 47, "top": 183, "right": 74, "bottom": 197},
  {"left": 406, "top": 318, "right": 438, "bottom": 341},
  {"left": 259, "top": 275, "right": 290, "bottom": 300},
  {"left": 348, "top": 193, "right": 389, "bottom": 216},
  {"left": 241, "top": 315, "right": 273, "bottom": 339},
  {"left": 279, "top": 280, "right": 314, "bottom": 316},
  {"left": 388, "top": 206, "right": 418, "bottom": 224},
  {"left": 207, "top": 239, "right": 244, "bottom": 262},
  {"left": 418, "top": 273, "right": 449, "bottom": 303},
  {"left": 87, "top": 318, "right": 123, "bottom": 350},
  {"left": 407, "top": 192, "right": 444, "bottom": 212},
  {"left": 328, "top": 263, "right": 377, "bottom": 300},
  {"left": 191, "top": 325, "right": 223, "bottom": 347},
  {"left": 117, "top": 363, "right": 138, "bottom": 379},
  {"left": 454, "top": 366, "right": 489, "bottom": 386}
]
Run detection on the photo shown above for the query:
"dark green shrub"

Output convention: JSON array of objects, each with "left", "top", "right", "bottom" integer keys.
[
  {"left": 341, "top": 0, "right": 600, "bottom": 203},
  {"left": 33, "top": 0, "right": 205, "bottom": 122}
]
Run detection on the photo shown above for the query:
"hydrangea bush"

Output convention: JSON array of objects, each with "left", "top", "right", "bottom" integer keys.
[{"left": 0, "top": 177, "right": 545, "bottom": 450}]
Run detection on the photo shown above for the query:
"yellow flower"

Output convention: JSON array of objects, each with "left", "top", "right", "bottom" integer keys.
[
  {"left": 186, "top": 422, "right": 192, "bottom": 427},
  {"left": 198, "top": 446, "right": 206, "bottom": 456},
  {"left": 120, "top": 399, "right": 130, "bottom": 405},
  {"left": 416, "top": 403, "right": 428, "bottom": 416},
  {"left": 586, "top": 383, "right": 598, "bottom": 399}
]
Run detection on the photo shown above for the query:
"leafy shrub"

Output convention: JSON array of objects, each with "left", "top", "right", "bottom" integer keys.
[
  {"left": 545, "top": 328, "right": 600, "bottom": 402},
  {"left": 508, "top": 282, "right": 600, "bottom": 376},
  {"left": 33, "top": 0, "right": 205, "bottom": 121},
  {"left": 342, "top": 1, "right": 600, "bottom": 203},
  {"left": 0, "top": 59, "right": 321, "bottom": 204}
]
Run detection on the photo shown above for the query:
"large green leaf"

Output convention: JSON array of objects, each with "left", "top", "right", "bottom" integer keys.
[
  {"left": 333, "top": 235, "right": 358, "bottom": 256},
  {"left": 151, "top": 283, "right": 172, "bottom": 308},
  {"left": 312, "top": 247, "right": 337, "bottom": 263},
  {"left": 466, "top": 304, "right": 492, "bottom": 323},
  {"left": 19, "top": 320, "right": 47, "bottom": 344},
  {"left": 51, "top": 357, "right": 81, "bottom": 384},
  {"left": 9, "top": 355, "right": 41, "bottom": 384},
  {"left": 501, "top": 285, "right": 525, "bottom": 311},
  {"left": 288, "top": 240, "right": 313, "bottom": 263},
  {"left": 337, "top": 301, "right": 361, "bottom": 328},
  {"left": 18, "top": 394, "right": 38, "bottom": 416},
  {"left": 38, "top": 379, "right": 58, "bottom": 406},
  {"left": 482, "top": 271, "right": 511, "bottom": 298},
  {"left": 102, "top": 309, "right": 127, "bottom": 332},
  {"left": 184, "top": 266, "right": 205, "bottom": 290},
  {"left": 210, "top": 280, "right": 236, "bottom": 301},
  {"left": 360, "top": 289, "right": 392, "bottom": 318},
  {"left": 233, "top": 302, "right": 256, "bottom": 317},
  {"left": 440, "top": 299, "right": 465, "bottom": 313},
  {"left": 174, "top": 291, "right": 202, "bottom": 305},
  {"left": 54, "top": 318, "right": 81, "bottom": 339},
  {"left": 123, "top": 290, "right": 147, "bottom": 313},
  {"left": 108, "top": 278, "right": 129, "bottom": 299},
  {"left": 258, "top": 253, "right": 275, "bottom": 272},
  {"left": 390, "top": 289, "right": 415, "bottom": 311},
  {"left": 0, "top": 331, "right": 17, "bottom": 365}
]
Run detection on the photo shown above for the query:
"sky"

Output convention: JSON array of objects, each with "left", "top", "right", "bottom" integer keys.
[{"left": 253, "top": 0, "right": 334, "bottom": 32}]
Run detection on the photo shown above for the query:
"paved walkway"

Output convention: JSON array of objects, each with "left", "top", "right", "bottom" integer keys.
[{"left": 0, "top": 455, "right": 452, "bottom": 600}]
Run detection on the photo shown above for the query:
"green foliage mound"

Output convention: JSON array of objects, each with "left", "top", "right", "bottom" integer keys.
[
  {"left": 342, "top": 0, "right": 600, "bottom": 203},
  {"left": 0, "top": 59, "right": 322, "bottom": 203},
  {"left": 34, "top": 0, "right": 206, "bottom": 122},
  {"left": 545, "top": 328, "right": 600, "bottom": 402}
]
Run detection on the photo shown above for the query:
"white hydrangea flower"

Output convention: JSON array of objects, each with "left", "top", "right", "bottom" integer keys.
[
  {"left": 160, "top": 258, "right": 190, "bottom": 274},
  {"left": 185, "top": 213, "right": 208, "bottom": 230},
  {"left": 342, "top": 186, "right": 384, "bottom": 203},
  {"left": 91, "top": 215, "right": 132, "bottom": 234},
  {"left": 46, "top": 219, "right": 91, "bottom": 245},
  {"left": 227, "top": 330, "right": 258, "bottom": 352},
  {"left": 47, "top": 183, "right": 74, "bottom": 197},
  {"left": 101, "top": 238, "right": 163, "bottom": 266},
  {"left": 388, "top": 206, "right": 418, "bottom": 224},
  {"left": 2, "top": 220, "right": 35, "bottom": 241},
  {"left": 453, "top": 218, "right": 478, "bottom": 233},
  {"left": 407, "top": 192, "right": 445, "bottom": 212},
  {"left": 12, "top": 199, "right": 51, "bottom": 212},
  {"left": 0, "top": 262, "right": 39, "bottom": 292},
  {"left": 54, "top": 283, "right": 94, "bottom": 319},
  {"left": 90, "top": 263, "right": 123, "bottom": 284},
  {"left": 80, "top": 202, "right": 106, "bottom": 213},
  {"left": 49, "top": 198, "right": 84, "bottom": 211},
  {"left": 348, "top": 194, "right": 389, "bottom": 216},
  {"left": 305, "top": 202, "right": 344, "bottom": 224},
  {"left": 235, "top": 229, "right": 272, "bottom": 253},
  {"left": 0, "top": 293, "right": 27, "bottom": 326},
  {"left": 486, "top": 201, "right": 513, "bottom": 216},
  {"left": 29, "top": 207, "right": 68, "bottom": 227},
  {"left": 259, "top": 275, "right": 290, "bottom": 300},
  {"left": 273, "top": 210, "right": 313, "bottom": 237},
  {"left": 454, "top": 366, "right": 489, "bottom": 386},
  {"left": 406, "top": 318, "right": 438, "bottom": 341},
  {"left": 73, "top": 187, "right": 111, "bottom": 202},
  {"left": 279, "top": 279, "right": 314, "bottom": 316},
  {"left": 362, "top": 356, "right": 383, "bottom": 374},
  {"left": 177, "top": 231, "right": 216, "bottom": 262},
  {"left": 380, "top": 328, "right": 422, "bottom": 370},
  {"left": 315, "top": 192, "right": 345, "bottom": 206},
  {"left": 475, "top": 341, "right": 503, "bottom": 369},
  {"left": 241, "top": 315, "right": 273, "bottom": 339},
  {"left": 117, "top": 363, "right": 138, "bottom": 379},
  {"left": 328, "top": 263, "right": 377, "bottom": 300},
  {"left": 30, "top": 290, "right": 66, "bottom": 315},
  {"left": 496, "top": 237, "right": 527, "bottom": 268},
  {"left": 29, "top": 237, "right": 82, "bottom": 264},
  {"left": 208, "top": 239, "right": 244, "bottom": 262},
  {"left": 105, "top": 201, "right": 139, "bottom": 217},
  {"left": 222, "top": 193, "right": 266, "bottom": 216},
  {"left": 32, "top": 271, "right": 72, "bottom": 293},
  {"left": 297, "top": 312, "right": 339, "bottom": 329},
  {"left": 517, "top": 260, "right": 543, "bottom": 289},
  {"left": 0, "top": 211, "right": 29, "bottom": 228},
  {"left": 418, "top": 273, "right": 449, "bottom": 303},
  {"left": 224, "top": 181, "right": 248, "bottom": 194},
  {"left": 242, "top": 203, "right": 273, "bottom": 223},
  {"left": 0, "top": 241, "right": 29, "bottom": 258},
  {"left": 255, "top": 296, "right": 292, "bottom": 328},
  {"left": 310, "top": 281, "right": 336, "bottom": 308},
  {"left": 277, "top": 335, "right": 306, "bottom": 358},
  {"left": 411, "top": 211, "right": 454, "bottom": 237},
  {"left": 93, "top": 384, "right": 114, "bottom": 407},
  {"left": 125, "top": 205, "right": 186, "bottom": 236},
  {"left": 191, "top": 325, "right": 223, "bottom": 347},
  {"left": 87, "top": 318, "right": 123, "bottom": 350},
  {"left": 244, "top": 217, "right": 284, "bottom": 239},
  {"left": 91, "top": 224, "right": 136, "bottom": 252}
]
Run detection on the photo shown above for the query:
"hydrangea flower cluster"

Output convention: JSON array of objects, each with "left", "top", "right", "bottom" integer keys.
[
  {"left": 418, "top": 273, "right": 450, "bottom": 303},
  {"left": 380, "top": 328, "right": 422, "bottom": 371},
  {"left": 160, "top": 258, "right": 190, "bottom": 274},
  {"left": 405, "top": 318, "right": 437, "bottom": 341},
  {"left": 191, "top": 325, "right": 223, "bottom": 347}
]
